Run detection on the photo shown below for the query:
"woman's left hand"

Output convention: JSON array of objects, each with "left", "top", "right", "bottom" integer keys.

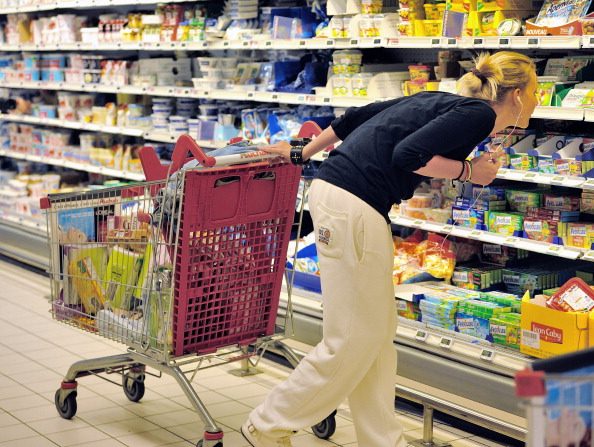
[{"left": 258, "top": 141, "right": 291, "bottom": 161}]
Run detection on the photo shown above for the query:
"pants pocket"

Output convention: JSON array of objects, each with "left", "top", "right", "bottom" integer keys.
[{"left": 313, "top": 202, "right": 348, "bottom": 260}]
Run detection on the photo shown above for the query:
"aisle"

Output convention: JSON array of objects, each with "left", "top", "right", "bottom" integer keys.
[{"left": 0, "top": 257, "right": 507, "bottom": 447}]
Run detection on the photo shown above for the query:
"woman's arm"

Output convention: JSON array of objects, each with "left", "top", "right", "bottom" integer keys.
[
  {"left": 258, "top": 125, "right": 341, "bottom": 161},
  {"left": 415, "top": 153, "right": 500, "bottom": 186}
]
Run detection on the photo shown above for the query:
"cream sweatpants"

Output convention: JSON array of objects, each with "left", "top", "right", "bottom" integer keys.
[{"left": 249, "top": 179, "right": 405, "bottom": 447}]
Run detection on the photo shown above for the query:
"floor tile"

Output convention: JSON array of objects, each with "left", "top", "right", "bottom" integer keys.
[
  {"left": 45, "top": 427, "right": 111, "bottom": 447},
  {"left": 0, "top": 435, "right": 59, "bottom": 447},
  {"left": 117, "top": 429, "right": 186, "bottom": 447},
  {"left": 0, "top": 424, "right": 39, "bottom": 442}
]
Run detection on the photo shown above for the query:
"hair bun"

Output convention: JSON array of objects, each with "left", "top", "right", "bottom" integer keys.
[{"left": 471, "top": 68, "right": 487, "bottom": 84}]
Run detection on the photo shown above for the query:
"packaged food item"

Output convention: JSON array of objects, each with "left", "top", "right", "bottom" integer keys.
[
  {"left": 523, "top": 219, "right": 560, "bottom": 243},
  {"left": 543, "top": 193, "right": 581, "bottom": 211},
  {"left": 408, "top": 64, "right": 431, "bottom": 82},
  {"left": 487, "top": 211, "right": 524, "bottom": 236},
  {"left": 565, "top": 223, "right": 594, "bottom": 249},
  {"left": 362, "top": 0, "right": 384, "bottom": 13},
  {"left": 490, "top": 312, "right": 521, "bottom": 349},
  {"left": 547, "top": 277, "right": 594, "bottom": 312},
  {"left": 351, "top": 73, "right": 373, "bottom": 97}
]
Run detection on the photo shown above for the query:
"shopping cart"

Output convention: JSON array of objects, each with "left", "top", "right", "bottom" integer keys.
[
  {"left": 41, "top": 135, "right": 301, "bottom": 447},
  {"left": 515, "top": 347, "right": 594, "bottom": 447}
]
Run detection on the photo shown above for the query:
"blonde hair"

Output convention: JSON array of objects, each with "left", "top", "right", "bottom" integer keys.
[{"left": 457, "top": 51, "right": 535, "bottom": 103}]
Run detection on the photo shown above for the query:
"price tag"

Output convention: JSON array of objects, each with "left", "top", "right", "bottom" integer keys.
[
  {"left": 265, "top": 41, "right": 272, "bottom": 47},
  {"left": 442, "top": 225, "right": 453, "bottom": 232},
  {"left": 415, "top": 330, "right": 428, "bottom": 342},
  {"left": 504, "top": 237, "right": 518, "bottom": 247},
  {"left": 440, "top": 337, "right": 453, "bottom": 349},
  {"left": 527, "top": 37, "right": 540, "bottom": 46},
  {"left": 480, "top": 349, "right": 494, "bottom": 361},
  {"left": 224, "top": 41, "right": 230, "bottom": 47},
  {"left": 247, "top": 92, "right": 254, "bottom": 98},
  {"left": 446, "top": 38, "right": 457, "bottom": 47},
  {"left": 297, "top": 95, "right": 305, "bottom": 102},
  {"left": 548, "top": 245, "right": 561, "bottom": 253},
  {"left": 202, "top": 90, "right": 209, "bottom": 97},
  {"left": 243, "top": 41, "right": 250, "bottom": 47},
  {"left": 473, "top": 38, "right": 484, "bottom": 45},
  {"left": 589, "top": 37, "right": 594, "bottom": 46},
  {"left": 326, "top": 39, "right": 334, "bottom": 46},
  {"left": 470, "top": 230, "right": 482, "bottom": 237},
  {"left": 321, "top": 97, "right": 331, "bottom": 103},
  {"left": 499, "top": 37, "right": 510, "bottom": 47},
  {"left": 430, "top": 38, "right": 441, "bottom": 47},
  {"left": 413, "top": 219, "right": 424, "bottom": 226},
  {"left": 299, "top": 40, "right": 306, "bottom": 46},
  {"left": 271, "top": 94, "right": 279, "bottom": 100},
  {"left": 373, "top": 38, "right": 381, "bottom": 45},
  {"left": 523, "top": 172, "right": 537, "bottom": 179},
  {"left": 551, "top": 175, "right": 565, "bottom": 184},
  {"left": 350, "top": 39, "right": 359, "bottom": 45}
]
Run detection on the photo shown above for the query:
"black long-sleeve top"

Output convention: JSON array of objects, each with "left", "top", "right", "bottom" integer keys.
[{"left": 316, "top": 91, "right": 497, "bottom": 221}]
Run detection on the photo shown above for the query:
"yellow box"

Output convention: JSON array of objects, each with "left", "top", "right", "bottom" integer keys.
[
  {"left": 424, "top": 3, "right": 446, "bottom": 19},
  {"left": 520, "top": 292, "right": 590, "bottom": 358},
  {"left": 413, "top": 19, "right": 443, "bottom": 36}
]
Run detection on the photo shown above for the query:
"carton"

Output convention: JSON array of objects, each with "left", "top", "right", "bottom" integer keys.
[{"left": 520, "top": 291, "right": 591, "bottom": 358}]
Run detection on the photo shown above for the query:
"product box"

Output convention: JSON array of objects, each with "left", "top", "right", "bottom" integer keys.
[
  {"left": 451, "top": 206, "right": 487, "bottom": 229},
  {"left": 487, "top": 211, "right": 524, "bottom": 236},
  {"left": 520, "top": 292, "right": 593, "bottom": 358},
  {"left": 490, "top": 312, "right": 521, "bottom": 349}
]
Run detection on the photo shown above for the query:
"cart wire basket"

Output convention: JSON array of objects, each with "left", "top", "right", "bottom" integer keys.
[
  {"left": 41, "top": 134, "right": 301, "bottom": 446},
  {"left": 515, "top": 347, "right": 594, "bottom": 447}
]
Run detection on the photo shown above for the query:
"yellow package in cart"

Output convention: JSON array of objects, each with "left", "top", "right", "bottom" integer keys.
[{"left": 520, "top": 292, "right": 590, "bottom": 358}]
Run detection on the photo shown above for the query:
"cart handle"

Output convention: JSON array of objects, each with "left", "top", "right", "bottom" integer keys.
[{"left": 139, "top": 134, "right": 216, "bottom": 182}]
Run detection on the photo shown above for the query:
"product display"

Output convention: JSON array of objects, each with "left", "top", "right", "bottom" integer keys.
[{"left": 5, "top": 2, "right": 594, "bottom": 445}]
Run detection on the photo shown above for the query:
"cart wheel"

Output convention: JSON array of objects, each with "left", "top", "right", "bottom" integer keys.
[
  {"left": 196, "top": 440, "right": 223, "bottom": 447},
  {"left": 54, "top": 389, "right": 77, "bottom": 419},
  {"left": 311, "top": 410, "right": 337, "bottom": 440},
  {"left": 122, "top": 374, "right": 145, "bottom": 402}
]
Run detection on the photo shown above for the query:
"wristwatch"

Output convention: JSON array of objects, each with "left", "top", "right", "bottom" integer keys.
[{"left": 289, "top": 138, "right": 311, "bottom": 165}]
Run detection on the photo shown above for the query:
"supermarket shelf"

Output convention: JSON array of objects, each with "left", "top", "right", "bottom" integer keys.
[
  {"left": 0, "top": 149, "right": 145, "bottom": 180},
  {"left": 0, "top": 80, "right": 378, "bottom": 108},
  {"left": 532, "top": 105, "right": 585, "bottom": 121},
  {"left": 497, "top": 168, "right": 590, "bottom": 189},
  {"left": 0, "top": 0, "right": 188, "bottom": 14},
  {"left": 0, "top": 114, "right": 227, "bottom": 148},
  {"left": 0, "top": 113, "right": 144, "bottom": 136},
  {"left": 0, "top": 35, "right": 588, "bottom": 51},
  {"left": 391, "top": 215, "right": 585, "bottom": 260}
]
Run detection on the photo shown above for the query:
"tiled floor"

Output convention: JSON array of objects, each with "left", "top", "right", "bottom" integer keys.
[{"left": 0, "top": 257, "right": 510, "bottom": 447}]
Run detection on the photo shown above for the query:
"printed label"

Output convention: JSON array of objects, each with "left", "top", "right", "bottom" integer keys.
[
  {"left": 531, "top": 322, "right": 563, "bottom": 344},
  {"left": 521, "top": 329, "right": 541, "bottom": 349},
  {"left": 457, "top": 318, "right": 475, "bottom": 330},
  {"left": 452, "top": 209, "right": 470, "bottom": 220},
  {"left": 490, "top": 324, "right": 508, "bottom": 336},
  {"left": 524, "top": 221, "right": 543, "bottom": 232},
  {"left": 318, "top": 227, "right": 331, "bottom": 245},
  {"left": 453, "top": 271, "right": 469, "bottom": 283},
  {"left": 570, "top": 226, "right": 587, "bottom": 237},
  {"left": 545, "top": 197, "right": 565, "bottom": 209},
  {"left": 495, "top": 215, "right": 512, "bottom": 226},
  {"left": 503, "top": 274, "right": 521, "bottom": 285},
  {"left": 483, "top": 244, "right": 502, "bottom": 255}
]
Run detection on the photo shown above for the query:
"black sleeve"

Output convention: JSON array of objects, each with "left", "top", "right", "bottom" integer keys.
[
  {"left": 391, "top": 102, "right": 495, "bottom": 172},
  {"left": 330, "top": 97, "right": 404, "bottom": 141}
]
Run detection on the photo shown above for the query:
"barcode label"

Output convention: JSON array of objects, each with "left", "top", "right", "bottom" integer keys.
[{"left": 521, "top": 329, "right": 540, "bottom": 349}]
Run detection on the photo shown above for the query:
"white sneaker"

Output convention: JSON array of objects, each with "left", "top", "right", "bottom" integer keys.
[{"left": 240, "top": 421, "right": 294, "bottom": 447}]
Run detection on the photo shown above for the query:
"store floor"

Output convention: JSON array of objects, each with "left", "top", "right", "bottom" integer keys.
[{"left": 0, "top": 257, "right": 510, "bottom": 447}]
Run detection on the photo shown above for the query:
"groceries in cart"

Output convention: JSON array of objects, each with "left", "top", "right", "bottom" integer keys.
[{"left": 52, "top": 189, "right": 174, "bottom": 350}]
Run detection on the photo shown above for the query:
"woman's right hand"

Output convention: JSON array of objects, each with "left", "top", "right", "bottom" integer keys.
[
  {"left": 258, "top": 141, "right": 292, "bottom": 162},
  {"left": 470, "top": 153, "right": 501, "bottom": 186}
]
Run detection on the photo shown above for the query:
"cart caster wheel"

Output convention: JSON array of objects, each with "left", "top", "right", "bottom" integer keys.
[
  {"left": 196, "top": 440, "right": 223, "bottom": 447},
  {"left": 122, "top": 374, "right": 145, "bottom": 402},
  {"left": 311, "top": 410, "right": 337, "bottom": 440},
  {"left": 54, "top": 389, "right": 77, "bottom": 419}
]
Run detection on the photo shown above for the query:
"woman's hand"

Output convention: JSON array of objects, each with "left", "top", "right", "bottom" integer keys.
[
  {"left": 470, "top": 153, "right": 501, "bottom": 186},
  {"left": 258, "top": 141, "right": 292, "bottom": 161}
]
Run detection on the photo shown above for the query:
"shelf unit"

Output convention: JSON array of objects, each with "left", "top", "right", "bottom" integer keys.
[
  {"left": 1, "top": 2, "right": 594, "bottom": 441},
  {"left": 0, "top": 113, "right": 228, "bottom": 148},
  {"left": 0, "top": 35, "right": 591, "bottom": 51}
]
